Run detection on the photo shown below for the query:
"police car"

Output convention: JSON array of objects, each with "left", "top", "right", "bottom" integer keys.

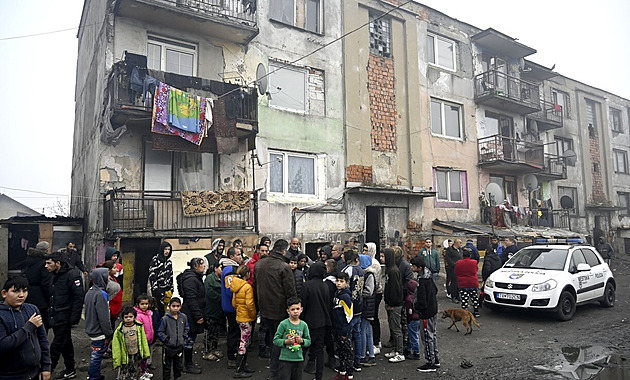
[{"left": 484, "top": 239, "right": 615, "bottom": 320}]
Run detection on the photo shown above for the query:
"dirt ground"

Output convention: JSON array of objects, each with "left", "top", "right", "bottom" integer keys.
[{"left": 65, "top": 254, "right": 630, "bottom": 380}]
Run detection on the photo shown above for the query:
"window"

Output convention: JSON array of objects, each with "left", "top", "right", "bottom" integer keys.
[
  {"left": 613, "top": 149, "right": 629, "bottom": 174},
  {"left": 143, "top": 141, "right": 215, "bottom": 191},
  {"left": 611, "top": 108, "right": 623, "bottom": 133},
  {"left": 431, "top": 98, "right": 462, "bottom": 138},
  {"left": 269, "top": 151, "right": 316, "bottom": 195},
  {"left": 270, "top": 0, "right": 322, "bottom": 33},
  {"left": 586, "top": 99, "right": 598, "bottom": 137},
  {"left": 269, "top": 61, "right": 308, "bottom": 113},
  {"left": 435, "top": 169, "right": 463, "bottom": 202},
  {"left": 558, "top": 186, "right": 578, "bottom": 215},
  {"left": 619, "top": 192, "right": 630, "bottom": 216},
  {"left": 147, "top": 36, "right": 196, "bottom": 76},
  {"left": 554, "top": 137, "right": 573, "bottom": 155},
  {"left": 552, "top": 89, "right": 571, "bottom": 118},
  {"left": 427, "top": 34, "right": 456, "bottom": 70},
  {"left": 369, "top": 13, "right": 391, "bottom": 57},
  {"left": 580, "top": 249, "right": 601, "bottom": 267}
]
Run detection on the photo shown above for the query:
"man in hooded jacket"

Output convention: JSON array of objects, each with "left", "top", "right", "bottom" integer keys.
[
  {"left": 25, "top": 241, "right": 53, "bottom": 331},
  {"left": 148, "top": 242, "right": 174, "bottom": 318},
  {"left": 84, "top": 268, "right": 113, "bottom": 380}
]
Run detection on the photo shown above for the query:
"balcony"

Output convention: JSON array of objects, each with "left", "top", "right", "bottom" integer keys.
[
  {"left": 114, "top": 0, "right": 258, "bottom": 44},
  {"left": 103, "top": 189, "right": 256, "bottom": 237},
  {"left": 537, "top": 153, "right": 567, "bottom": 181},
  {"left": 478, "top": 135, "right": 544, "bottom": 174},
  {"left": 528, "top": 100, "right": 563, "bottom": 130},
  {"left": 108, "top": 60, "right": 258, "bottom": 152},
  {"left": 474, "top": 70, "right": 541, "bottom": 115}
]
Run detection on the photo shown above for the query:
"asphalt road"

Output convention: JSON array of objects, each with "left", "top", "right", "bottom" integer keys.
[{"left": 66, "top": 255, "right": 630, "bottom": 380}]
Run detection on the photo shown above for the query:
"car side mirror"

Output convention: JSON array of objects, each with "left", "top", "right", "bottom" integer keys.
[{"left": 576, "top": 263, "right": 591, "bottom": 272}]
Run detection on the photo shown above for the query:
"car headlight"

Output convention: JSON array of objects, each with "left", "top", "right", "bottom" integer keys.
[
  {"left": 531, "top": 279, "right": 557, "bottom": 292},
  {"left": 485, "top": 279, "right": 494, "bottom": 288}
]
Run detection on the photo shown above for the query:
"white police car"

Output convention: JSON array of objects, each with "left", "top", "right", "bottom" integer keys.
[{"left": 484, "top": 239, "right": 615, "bottom": 320}]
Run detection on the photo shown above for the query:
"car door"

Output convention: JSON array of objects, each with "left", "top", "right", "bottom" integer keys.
[
  {"left": 580, "top": 248, "right": 607, "bottom": 299},
  {"left": 568, "top": 249, "right": 595, "bottom": 303}
]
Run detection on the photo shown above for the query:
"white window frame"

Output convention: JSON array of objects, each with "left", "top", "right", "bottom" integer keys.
[
  {"left": 268, "top": 150, "right": 319, "bottom": 198},
  {"left": 268, "top": 61, "right": 308, "bottom": 114},
  {"left": 613, "top": 149, "right": 629, "bottom": 174},
  {"left": 435, "top": 169, "right": 463, "bottom": 203},
  {"left": 427, "top": 33, "right": 456, "bottom": 71},
  {"left": 430, "top": 98, "right": 463, "bottom": 139},
  {"left": 147, "top": 35, "right": 197, "bottom": 76}
]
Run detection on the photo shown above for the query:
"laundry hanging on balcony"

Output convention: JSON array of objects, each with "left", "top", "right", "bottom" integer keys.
[{"left": 180, "top": 190, "right": 251, "bottom": 217}]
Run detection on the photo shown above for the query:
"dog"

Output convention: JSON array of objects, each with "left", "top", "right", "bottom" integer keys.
[{"left": 441, "top": 309, "right": 481, "bottom": 335}]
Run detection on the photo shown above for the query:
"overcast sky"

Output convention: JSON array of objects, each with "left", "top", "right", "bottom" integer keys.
[{"left": 0, "top": 0, "right": 628, "bottom": 215}]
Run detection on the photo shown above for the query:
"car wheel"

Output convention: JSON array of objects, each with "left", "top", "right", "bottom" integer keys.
[
  {"left": 555, "top": 291, "right": 576, "bottom": 321},
  {"left": 599, "top": 282, "right": 615, "bottom": 307}
]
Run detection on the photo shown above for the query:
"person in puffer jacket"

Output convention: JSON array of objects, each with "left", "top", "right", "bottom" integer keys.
[
  {"left": 359, "top": 254, "right": 377, "bottom": 367},
  {"left": 0, "top": 275, "right": 51, "bottom": 380},
  {"left": 230, "top": 265, "right": 257, "bottom": 378},
  {"left": 134, "top": 294, "right": 155, "bottom": 370},
  {"left": 404, "top": 280, "right": 421, "bottom": 359}
]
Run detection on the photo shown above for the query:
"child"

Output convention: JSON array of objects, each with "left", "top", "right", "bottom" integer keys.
[
  {"left": 230, "top": 265, "right": 257, "bottom": 378},
  {"left": 403, "top": 280, "right": 420, "bottom": 360},
  {"left": 410, "top": 256, "right": 440, "bottom": 372},
  {"left": 157, "top": 297, "right": 189, "bottom": 380},
  {"left": 273, "top": 297, "right": 311, "bottom": 380},
  {"left": 330, "top": 272, "right": 354, "bottom": 380},
  {"left": 147, "top": 296, "right": 161, "bottom": 370},
  {"left": 0, "top": 275, "right": 51, "bottom": 380},
  {"left": 297, "top": 253, "right": 310, "bottom": 280},
  {"left": 113, "top": 306, "right": 151, "bottom": 379},
  {"left": 84, "top": 268, "right": 113, "bottom": 380},
  {"left": 289, "top": 258, "right": 305, "bottom": 295},
  {"left": 134, "top": 295, "right": 155, "bottom": 374},
  {"left": 203, "top": 263, "right": 225, "bottom": 361}
]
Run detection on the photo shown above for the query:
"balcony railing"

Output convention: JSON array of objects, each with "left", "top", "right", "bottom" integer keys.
[
  {"left": 480, "top": 206, "right": 571, "bottom": 230},
  {"left": 163, "top": 0, "right": 257, "bottom": 25},
  {"left": 539, "top": 153, "right": 566, "bottom": 179},
  {"left": 103, "top": 189, "right": 255, "bottom": 235},
  {"left": 529, "top": 100, "right": 563, "bottom": 130},
  {"left": 474, "top": 70, "right": 541, "bottom": 114},
  {"left": 478, "top": 135, "right": 544, "bottom": 167}
]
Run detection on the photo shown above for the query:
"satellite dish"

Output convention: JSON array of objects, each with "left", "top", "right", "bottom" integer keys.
[
  {"left": 485, "top": 182, "right": 504, "bottom": 206},
  {"left": 562, "top": 150, "right": 577, "bottom": 167},
  {"left": 560, "top": 195, "right": 574, "bottom": 209},
  {"left": 256, "top": 63, "right": 267, "bottom": 96},
  {"left": 523, "top": 174, "right": 539, "bottom": 191},
  {"left": 254, "top": 136, "right": 268, "bottom": 166}
]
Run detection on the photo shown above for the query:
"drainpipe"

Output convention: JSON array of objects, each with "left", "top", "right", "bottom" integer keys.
[
  {"left": 251, "top": 151, "right": 259, "bottom": 234},
  {"left": 291, "top": 207, "right": 298, "bottom": 237}
]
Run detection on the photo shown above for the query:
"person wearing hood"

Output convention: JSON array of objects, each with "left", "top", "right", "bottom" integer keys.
[
  {"left": 148, "top": 241, "right": 174, "bottom": 318},
  {"left": 359, "top": 253, "right": 377, "bottom": 367},
  {"left": 409, "top": 256, "right": 439, "bottom": 373},
  {"left": 203, "top": 264, "right": 225, "bottom": 362},
  {"left": 341, "top": 246, "right": 365, "bottom": 372},
  {"left": 482, "top": 248, "right": 502, "bottom": 283},
  {"left": 0, "top": 275, "right": 51, "bottom": 380},
  {"left": 25, "top": 241, "right": 53, "bottom": 331},
  {"left": 84, "top": 268, "right": 113, "bottom": 380},
  {"left": 104, "top": 247, "right": 123, "bottom": 290},
  {"left": 178, "top": 257, "right": 206, "bottom": 374},
  {"left": 403, "top": 280, "right": 420, "bottom": 360},
  {"left": 45, "top": 252, "right": 84, "bottom": 379},
  {"left": 205, "top": 238, "right": 225, "bottom": 275},
  {"left": 300, "top": 262, "right": 331, "bottom": 379},
  {"left": 230, "top": 265, "right": 257, "bottom": 378},
  {"left": 382, "top": 248, "right": 404, "bottom": 363},
  {"left": 221, "top": 247, "right": 244, "bottom": 369},
  {"left": 464, "top": 239, "right": 480, "bottom": 262},
  {"left": 597, "top": 236, "right": 614, "bottom": 265},
  {"left": 363, "top": 243, "right": 383, "bottom": 354},
  {"left": 322, "top": 259, "right": 338, "bottom": 369},
  {"left": 96, "top": 261, "right": 121, "bottom": 359}
]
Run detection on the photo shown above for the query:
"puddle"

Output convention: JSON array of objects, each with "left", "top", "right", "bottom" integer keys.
[{"left": 532, "top": 346, "right": 630, "bottom": 380}]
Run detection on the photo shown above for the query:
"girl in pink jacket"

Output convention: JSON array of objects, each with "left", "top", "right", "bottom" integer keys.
[{"left": 134, "top": 294, "right": 155, "bottom": 372}]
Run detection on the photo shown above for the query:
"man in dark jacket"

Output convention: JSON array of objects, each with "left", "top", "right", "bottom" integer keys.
[
  {"left": 0, "top": 275, "right": 51, "bottom": 380},
  {"left": 179, "top": 257, "right": 206, "bottom": 374},
  {"left": 45, "top": 253, "right": 84, "bottom": 379},
  {"left": 482, "top": 249, "right": 502, "bottom": 282},
  {"left": 382, "top": 248, "right": 404, "bottom": 363},
  {"left": 444, "top": 239, "right": 463, "bottom": 302},
  {"left": 597, "top": 237, "right": 614, "bottom": 266},
  {"left": 410, "top": 256, "right": 439, "bottom": 372},
  {"left": 58, "top": 241, "right": 88, "bottom": 277},
  {"left": 300, "top": 262, "right": 331, "bottom": 380},
  {"left": 25, "top": 241, "right": 53, "bottom": 331},
  {"left": 253, "top": 239, "right": 297, "bottom": 380},
  {"left": 84, "top": 268, "right": 113, "bottom": 380},
  {"left": 502, "top": 237, "right": 519, "bottom": 264}
]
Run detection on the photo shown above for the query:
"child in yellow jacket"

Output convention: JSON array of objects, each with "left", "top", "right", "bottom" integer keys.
[{"left": 230, "top": 265, "right": 257, "bottom": 378}]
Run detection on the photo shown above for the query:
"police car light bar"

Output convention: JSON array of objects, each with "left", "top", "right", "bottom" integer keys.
[{"left": 534, "top": 238, "right": 584, "bottom": 244}]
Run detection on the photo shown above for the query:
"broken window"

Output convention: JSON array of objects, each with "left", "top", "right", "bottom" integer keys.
[
  {"left": 369, "top": 13, "right": 391, "bottom": 57},
  {"left": 431, "top": 98, "right": 462, "bottom": 139},
  {"left": 611, "top": 108, "right": 623, "bottom": 133},
  {"left": 147, "top": 35, "right": 196, "bottom": 76},
  {"left": 269, "top": 151, "right": 316, "bottom": 195},
  {"left": 435, "top": 169, "right": 464, "bottom": 202},
  {"left": 427, "top": 34, "right": 455, "bottom": 70},
  {"left": 270, "top": 0, "right": 322, "bottom": 33},
  {"left": 268, "top": 61, "right": 308, "bottom": 113},
  {"left": 613, "top": 149, "right": 628, "bottom": 174}
]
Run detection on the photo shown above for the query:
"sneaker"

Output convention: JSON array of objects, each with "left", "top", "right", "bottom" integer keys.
[
  {"left": 363, "top": 357, "right": 377, "bottom": 367},
  {"left": 384, "top": 351, "right": 398, "bottom": 358},
  {"left": 203, "top": 352, "right": 219, "bottom": 361},
  {"left": 405, "top": 352, "right": 420, "bottom": 360},
  {"left": 434, "top": 358, "right": 441, "bottom": 367},
  {"left": 55, "top": 370, "right": 76, "bottom": 379},
  {"left": 474, "top": 312, "right": 481, "bottom": 318},
  {"left": 446, "top": 293, "right": 452, "bottom": 299},
  {"left": 417, "top": 363, "right": 438, "bottom": 372},
  {"left": 373, "top": 346, "right": 381, "bottom": 355},
  {"left": 388, "top": 354, "right": 405, "bottom": 363},
  {"left": 353, "top": 362, "right": 362, "bottom": 372}
]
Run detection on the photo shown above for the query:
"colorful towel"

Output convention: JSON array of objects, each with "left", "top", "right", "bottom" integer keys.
[
  {"left": 168, "top": 87, "right": 202, "bottom": 133},
  {"left": 152, "top": 82, "right": 208, "bottom": 146}
]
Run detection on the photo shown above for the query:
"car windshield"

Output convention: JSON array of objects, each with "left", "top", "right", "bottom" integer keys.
[{"left": 504, "top": 248, "right": 568, "bottom": 270}]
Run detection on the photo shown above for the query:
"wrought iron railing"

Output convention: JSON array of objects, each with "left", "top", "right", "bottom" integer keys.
[
  {"left": 474, "top": 70, "right": 540, "bottom": 109},
  {"left": 478, "top": 135, "right": 544, "bottom": 167},
  {"left": 541, "top": 153, "right": 566, "bottom": 178},
  {"left": 480, "top": 206, "right": 571, "bottom": 230},
  {"left": 103, "top": 189, "right": 255, "bottom": 234},
  {"left": 153, "top": 0, "right": 256, "bottom": 26}
]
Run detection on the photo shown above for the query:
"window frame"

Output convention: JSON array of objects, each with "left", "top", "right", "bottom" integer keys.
[
  {"left": 433, "top": 168, "right": 468, "bottom": 208},
  {"left": 269, "top": 0, "right": 323, "bottom": 34},
  {"left": 268, "top": 61, "right": 309, "bottom": 114},
  {"left": 430, "top": 98, "right": 463, "bottom": 139},
  {"left": 611, "top": 108, "right": 623, "bottom": 133},
  {"left": 552, "top": 89, "right": 571, "bottom": 119},
  {"left": 147, "top": 35, "right": 197, "bottom": 76},
  {"left": 369, "top": 12, "right": 391, "bottom": 58},
  {"left": 427, "top": 33, "right": 456, "bottom": 71},
  {"left": 618, "top": 192, "right": 630, "bottom": 216},
  {"left": 554, "top": 136, "right": 574, "bottom": 155},
  {"left": 613, "top": 149, "right": 629, "bottom": 174},
  {"left": 268, "top": 150, "right": 318, "bottom": 197}
]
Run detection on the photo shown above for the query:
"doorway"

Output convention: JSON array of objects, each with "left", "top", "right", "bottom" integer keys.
[{"left": 366, "top": 206, "right": 383, "bottom": 255}]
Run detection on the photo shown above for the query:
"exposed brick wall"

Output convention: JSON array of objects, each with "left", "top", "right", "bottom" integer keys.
[
  {"left": 589, "top": 127, "right": 606, "bottom": 203},
  {"left": 368, "top": 54, "right": 397, "bottom": 152},
  {"left": 346, "top": 164, "right": 373, "bottom": 183}
]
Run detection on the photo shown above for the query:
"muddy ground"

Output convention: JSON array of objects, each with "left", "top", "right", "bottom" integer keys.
[{"left": 65, "top": 254, "right": 630, "bottom": 380}]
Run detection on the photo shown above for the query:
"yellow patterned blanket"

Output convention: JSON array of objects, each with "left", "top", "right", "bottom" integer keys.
[{"left": 181, "top": 191, "right": 251, "bottom": 217}]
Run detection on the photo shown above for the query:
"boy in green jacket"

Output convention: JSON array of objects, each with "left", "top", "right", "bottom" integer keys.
[{"left": 273, "top": 297, "right": 311, "bottom": 380}]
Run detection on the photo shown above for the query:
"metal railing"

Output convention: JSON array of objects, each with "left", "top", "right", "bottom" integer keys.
[
  {"left": 474, "top": 70, "right": 540, "bottom": 109},
  {"left": 158, "top": 0, "right": 256, "bottom": 26},
  {"left": 103, "top": 189, "right": 255, "bottom": 234},
  {"left": 478, "top": 135, "right": 544, "bottom": 167},
  {"left": 480, "top": 206, "right": 571, "bottom": 230},
  {"left": 541, "top": 153, "right": 566, "bottom": 178},
  {"left": 530, "top": 100, "right": 563, "bottom": 126}
]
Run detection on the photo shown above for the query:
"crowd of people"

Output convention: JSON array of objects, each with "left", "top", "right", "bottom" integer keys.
[{"left": 0, "top": 235, "right": 517, "bottom": 380}]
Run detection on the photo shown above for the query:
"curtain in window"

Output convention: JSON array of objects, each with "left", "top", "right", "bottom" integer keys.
[
  {"left": 269, "top": 153, "right": 284, "bottom": 193},
  {"left": 288, "top": 156, "right": 315, "bottom": 194},
  {"left": 175, "top": 152, "right": 214, "bottom": 191}
]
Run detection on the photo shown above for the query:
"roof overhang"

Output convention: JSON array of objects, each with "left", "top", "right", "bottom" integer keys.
[
  {"left": 522, "top": 60, "right": 559, "bottom": 82},
  {"left": 472, "top": 28, "right": 536, "bottom": 58},
  {"left": 432, "top": 219, "right": 582, "bottom": 240},
  {"left": 346, "top": 185, "right": 436, "bottom": 198},
  {"left": 0, "top": 216, "right": 84, "bottom": 225}
]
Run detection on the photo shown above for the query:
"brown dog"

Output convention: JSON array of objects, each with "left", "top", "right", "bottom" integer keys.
[{"left": 441, "top": 309, "right": 481, "bottom": 335}]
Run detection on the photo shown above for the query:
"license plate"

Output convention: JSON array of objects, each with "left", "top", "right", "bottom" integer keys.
[{"left": 497, "top": 293, "right": 521, "bottom": 300}]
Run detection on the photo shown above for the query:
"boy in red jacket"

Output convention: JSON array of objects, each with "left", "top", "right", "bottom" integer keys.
[{"left": 454, "top": 248, "right": 480, "bottom": 317}]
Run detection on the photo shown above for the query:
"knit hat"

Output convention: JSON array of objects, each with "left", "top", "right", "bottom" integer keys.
[{"left": 36, "top": 241, "right": 50, "bottom": 250}]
